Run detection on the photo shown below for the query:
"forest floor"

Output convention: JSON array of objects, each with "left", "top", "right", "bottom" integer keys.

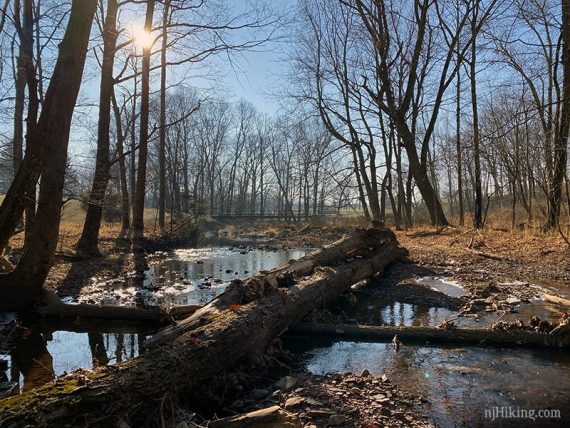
[{"left": 5, "top": 218, "right": 569, "bottom": 427}]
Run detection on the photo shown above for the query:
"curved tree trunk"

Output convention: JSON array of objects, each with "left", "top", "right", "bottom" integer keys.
[{"left": 0, "top": 0, "right": 98, "bottom": 310}]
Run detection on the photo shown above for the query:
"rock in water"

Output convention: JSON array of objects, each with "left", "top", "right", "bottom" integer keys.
[{"left": 273, "top": 376, "right": 298, "bottom": 392}]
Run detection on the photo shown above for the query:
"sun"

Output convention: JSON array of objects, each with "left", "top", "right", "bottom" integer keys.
[{"left": 131, "top": 25, "right": 153, "bottom": 50}]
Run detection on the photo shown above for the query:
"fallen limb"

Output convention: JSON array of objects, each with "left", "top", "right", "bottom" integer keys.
[
  {"left": 289, "top": 322, "right": 570, "bottom": 348},
  {"left": 209, "top": 405, "right": 302, "bottom": 428},
  {"left": 31, "top": 290, "right": 201, "bottom": 325},
  {"left": 543, "top": 293, "right": 570, "bottom": 307},
  {"left": 37, "top": 301, "right": 172, "bottom": 324},
  {"left": 0, "top": 228, "right": 406, "bottom": 427},
  {"left": 467, "top": 248, "right": 510, "bottom": 261}
]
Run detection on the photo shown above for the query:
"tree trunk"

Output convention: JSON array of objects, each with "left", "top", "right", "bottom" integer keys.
[
  {"left": 290, "top": 322, "right": 570, "bottom": 348},
  {"left": 112, "top": 93, "right": 131, "bottom": 236},
  {"left": 397, "top": 120, "right": 448, "bottom": 226},
  {"left": 456, "top": 58, "right": 464, "bottom": 226},
  {"left": 548, "top": 0, "right": 570, "bottom": 230},
  {"left": 0, "top": 0, "right": 98, "bottom": 310},
  {"left": 0, "top": 229, "right": 407, "bottom": 426},
  {"left": 470, "top": 0, "right": 483, "bottom": 229},
  {"left": 12, "top": 0, "right": 25, "bottom": 178},
  {"left": 76, "top": 0, "right": 119, "bottom": 257},
  {"left": 158, "top": 0, "right": 170, "bottom": 233},
  {"left": 132, "top": 0, "right": 155, "bottom": 239},
  {"left": 0, "top": 0, "right": 38, "bottom": 254}
]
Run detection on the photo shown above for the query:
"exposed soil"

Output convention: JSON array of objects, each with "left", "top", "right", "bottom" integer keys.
[{"left": 217, "top": 370, "right": 433, "bottom": 428}]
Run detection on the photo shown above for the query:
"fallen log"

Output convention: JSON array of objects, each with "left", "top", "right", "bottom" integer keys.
[
  {"left": 144, "top": 228, "right": 399, "bottom": 347},
  {"left": 37, "top": 301, "right": 171, "bottom": 324},
  {"left": 543, "top": 293, "right": 570, "bottom": 307},
  {"left": 0, "top": 228, "right": 407, "bottom": 427},
  {"left": 30, "top": 290, "right": 201, "bottom": 324},
  {"left": 289, "top": 322, "right": 570, "bottom": 348}
]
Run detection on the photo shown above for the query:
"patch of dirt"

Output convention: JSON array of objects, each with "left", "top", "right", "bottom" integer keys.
[
  {"left": 223, "top": 371, "right": 433, "bottom": 428},
  {"left": 396, "top": 227, "right": 570, "bottom": 301}
]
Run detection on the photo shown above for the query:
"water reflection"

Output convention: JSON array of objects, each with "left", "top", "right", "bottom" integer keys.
[
  {"left": 348, "top": 298, "right": 456, "bottom": 326},
  {"left": 11, "top": 329, "right": 55, "bottom": 392},
  {"left": 1, "top": 247, "right": 309, "bottom": 393},
  {"left": 1, "top": 327, "right": 149, "bottom": 395},
  {"left": 78, "top": 247, "right": 308, "bottom": 307},
  {"left": 293, "top": 339, "right": 570, "bottom": 427}
]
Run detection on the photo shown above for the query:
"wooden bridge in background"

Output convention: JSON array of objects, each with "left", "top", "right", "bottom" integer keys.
[{"left": 210, "top": 213, "right": 284, "bottom": 221}]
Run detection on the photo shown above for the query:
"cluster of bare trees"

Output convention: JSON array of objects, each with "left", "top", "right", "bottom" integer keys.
[
  {"left": 291, "top": 0, "right": 570, "bottom": 231},
  {"left": 0, "top": 0, "right": 278, "bottom": 306},
  {"left": 136, "top": 95, "right": 352, "bottom": 224},
  {"left": 0, "top": 0, "right": 569, "bottom": 307}
]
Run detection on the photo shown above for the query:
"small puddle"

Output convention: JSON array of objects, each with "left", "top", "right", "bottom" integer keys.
[
  {"left": 346, "top": 298, "right": 456, "bottom": 327},
  {"left": 456, "top": 300, "right": 566, "bottom": 329},
  {"left": 417, "top": 276, "right": 467, "bottom": 298},
  {"left": 285, "top": 338, "right": 570, "bottom": 427}
]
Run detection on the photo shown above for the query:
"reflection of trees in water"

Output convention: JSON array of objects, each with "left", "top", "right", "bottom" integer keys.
[
  {"left": 7, "top": 327, "right": 148, "bottom": 393},
  {"left": 11, "top": 329, "right": 55, "bottom": 392},
  {"left": 88, "top": 332, "right": 109, "bottom": 367}
]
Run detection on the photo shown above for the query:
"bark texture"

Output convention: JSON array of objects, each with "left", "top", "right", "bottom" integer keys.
[
  {"left": 0, "top": 0, "right": 98, "bottom": 309},
  {"left": 290, "top": 322, "right": 570, "bottom": 348},
  {"left": 76, "top": 0, "right": 119, "bottom": 257}
]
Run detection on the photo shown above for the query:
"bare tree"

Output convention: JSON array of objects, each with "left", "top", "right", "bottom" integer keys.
[{"left": 0, "top": 0, "right": 98, "bottom": 309}]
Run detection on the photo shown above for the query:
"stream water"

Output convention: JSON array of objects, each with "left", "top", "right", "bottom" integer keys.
[
  {"left": 284, "top": 337, "right": 570, "bottom": 427},
  {"left": 0, "top": 246, "right": 307, "bottom": 395},
  {"left": 1, "top": 245, "right": 569, "bottom": 427}
]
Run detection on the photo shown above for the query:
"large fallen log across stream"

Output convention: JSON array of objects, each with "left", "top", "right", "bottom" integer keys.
[
  {"left": 0, "top": 228, "right": 408, "bottom": 427},
  {"left": 290, "top": 322, "right": 570, "bottom": 348}
]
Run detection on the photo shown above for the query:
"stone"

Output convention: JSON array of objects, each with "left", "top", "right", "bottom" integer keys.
[
  {"left": 273, "top": 376, "right": 298, "bottom": 392},
  {"left": 251, "top": 388, "right": 269, "bottom": 399},
  {"left": 328, "top": 414, "right": 347, "bottom": 426},
  {"left": 305, "top": 398, "right": 323, "bottom": 406},
  {"left": 307, "top": 409, "right": 335, "bottom": 419},
  {"left": 360, "top": 369, "right": 370, "bottom": 377},
  {"left": 284, "top": 396, "right": 305, "bottom": 408}
]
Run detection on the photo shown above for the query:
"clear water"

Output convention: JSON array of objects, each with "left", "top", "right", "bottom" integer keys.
[
  {"left": 353, "top": 300, "right": 456, "bottom": 327},
  {"left": 77, "top": 247, "right": 308, "bottom": 307},
  {"left": 0, "top": 247, "right": 308, "bottom": 394},
  {"left": 288, "top": 338, "right": 570, "bottom": 427},
  {"left": 417, "top": 276, "right": 467, "bottom": 298}
]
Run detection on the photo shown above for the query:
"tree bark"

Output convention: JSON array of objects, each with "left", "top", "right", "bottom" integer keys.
[
  {"left": 158, "top": 0, "right": 170, "bottom": 232},
  {"left": 470, "top": 0, "right": 483, "bottom": 229},
  {"left": 1, "top": 0, "right": 38, "bottom": 254},
  {"left": 76, "top": 0, "right": 120, "bottom": 257},
  {"left": 456, "top": 53, "right": 464, "bottom": 226},
  {"left": 0, "top": 228, "right": 407, "bottom": 426},
  {"left": 111, "top": 92, "right": 131, "bottom": 236},
  {"left": 131, "top": 0, "right": 155, "bottom": 239},
  {"left": 290, "top": 322, "right": 570, "bottom": 348},
  {"left": 0, "top": 0, "right": 98, "bottom": 309},
  {"left": 548, "top": 0, "right": 570, "bottom": 230}
]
